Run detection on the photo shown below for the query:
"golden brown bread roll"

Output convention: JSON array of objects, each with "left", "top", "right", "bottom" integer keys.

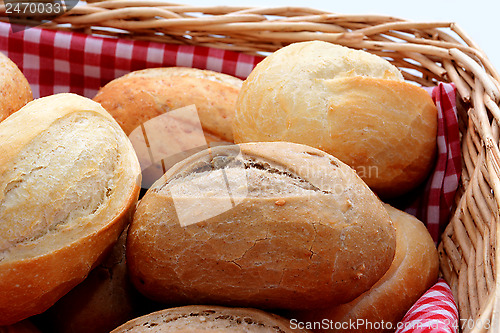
[
  {"left": 93, "top": 67, "right": 242, "bottom": 140},
  {"left": 0, "top": 93, "right": 141, "bottom": 325},
  {"left": 41, "top": 227, "right": 141, "bottom": 333},
  {"left": 291, "top": 204, "right": 439, "bottom": 332},
  {"left": 233, "top": 41, "right": 437, "bottom": 198},
  {"left": 127, "top": 142, "right": 396, "bottom": 310},
  {"left": 0, "top": 52, "right": 33, "bottom": 122},
  {"left": 94, "top": 67, "right": 242, "bottom": 188},
  {"left": 110, "top": 305, "right": 309, "bottom": 333}
]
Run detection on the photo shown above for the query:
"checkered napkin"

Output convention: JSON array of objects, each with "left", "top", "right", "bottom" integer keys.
[
  {"left": 404, "top": 83, "right": 461, "bottom": 243},
  {"left": 0, "top": 22, "right": 462, "bottom": 332},
  {"left": 0, "top": 22, "right": 262, "bottom": 98},
  {"left": 396, "top": 279, "right": 459, "bottom": 333}
]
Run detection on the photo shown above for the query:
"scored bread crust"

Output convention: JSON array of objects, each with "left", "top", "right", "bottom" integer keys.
[
  {"left": 292, "top": 204, "right": 439, "bottom": 332},
  {"left": 0, "top": 52, "right": 33, "bottom": 122},
  {"left": 127, "top": 142, "right": 396, "bottom": 310},
  {"left": 110, "top": 305, "right": 309, "bottom": 333},
  {"left": 0, "top": 93, "right": 141, "bottom": 325},
  {"left": 93, "top": 67, "right": 242, "bottom": 141},
  {"left": 232, "top": 41, "right": 437, "bottom": 198}
]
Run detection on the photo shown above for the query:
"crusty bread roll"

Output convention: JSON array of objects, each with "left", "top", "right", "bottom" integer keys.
[
  {"left": 233, "top": 41, "right": 437, "bottom": 197},
  {"left": 0, "top": 52, "right": 33, "bottom": 122},
  {"left": 0, "top": 93, "right": 141, "bottom": 325},
  {"left": 94, "top": 67, "right": 242, "bottom": 188},
  {"left": 127, "top": 141, "right": 396, "bottom": 310},
  {"left": 41, "top": 227, "right": 141, "bottom": 333},
  {"left": 110, "top": 305, "right": 309, "bottom": 333},
  {"left": 93, "top": 67, "right": 242, "bottom": 140},
  {"left": 291, "top": 204, "right": 439, "bottom": 332}
]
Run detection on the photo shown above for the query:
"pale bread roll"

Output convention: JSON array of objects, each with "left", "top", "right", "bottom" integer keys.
[
  {"left": 0, "top": 52, "right": 33, "bottom": 122},
  {"left": 291, "top": 204, "right": 439, "bottom": 332},
  {"left": 0, "top": 93, "right": 141, "bottom": 325},
  {"left": 93, "top": 67, "right": 242, "bottom": 188},
  {"left": 110, "top": 305, "right": 309, "bottom": 333},
  {"left": 127, "top": 142, "right": 396, "bottom": 310},
  {"left": 233, "top": 41, "right": 437, "bottom": 197}
]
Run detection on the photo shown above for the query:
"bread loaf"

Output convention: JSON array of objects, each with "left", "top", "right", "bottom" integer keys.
[
  {"left": 0, "top": 52, "right": 33, "bottom": 122},
  {"left": 291, "top": 204, "right": 439, "bottom": 332},
  {"left": 93, "top": 67, "right": 242, "bottom": 188},
  {"left": 127, "top": 142, "right": 396, "bottom": 310},
  {"left": 110, "top": 305, "right": 309, "bottom": 333},
  {"left": 233, "top": 41, "right": 438, "bottom": 197},
  {"left": 0, "top": 93, "right": 141, "bottom": 325}
]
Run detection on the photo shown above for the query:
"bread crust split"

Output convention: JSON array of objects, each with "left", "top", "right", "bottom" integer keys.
[
  {"left": 0, "top": 93, "right": 141, "bottom": 325},
  {"left": 110, "top": 305, "right": 309, "bottom": 333},
  {"left": 127, "top": 141, "right": 396, "bottom": 310}
]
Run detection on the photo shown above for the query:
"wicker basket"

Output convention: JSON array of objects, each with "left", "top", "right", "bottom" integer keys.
[{"left": 2, "top": 1, "right": 500, "bottom": 332}]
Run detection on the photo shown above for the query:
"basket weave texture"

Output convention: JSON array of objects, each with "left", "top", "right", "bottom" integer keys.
[{"left": 2, "top": 1, "right": 500, "bottom": 332}]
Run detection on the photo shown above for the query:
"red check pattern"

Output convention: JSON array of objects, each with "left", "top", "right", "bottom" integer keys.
[
  {"left": 405, "top": 83, "right": 461, "bottom": 243},
  {"left": 0, "top": 22, "right": 462, "bottom": 332},
  {"left": 396, "top": 279, "right": 459, "bottom": 333},
  {"left": 0, "top": 22, "right": 263, "bottom": 98}
]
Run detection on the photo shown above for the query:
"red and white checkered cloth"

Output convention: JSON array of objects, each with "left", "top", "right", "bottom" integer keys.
[
  {"left": 405, "top": 83, "right": 461, "bottom": 243},
  {"left": 0, "top": 22, "right": 462, "bottom": 332},
  {"left": 0, "top": 22, "right": 262, "bottom": 98},
  {"left": 396, "top": 279, "right": 459, "bottom": 333}
]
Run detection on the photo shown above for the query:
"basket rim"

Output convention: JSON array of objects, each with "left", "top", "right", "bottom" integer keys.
[{"left": 2, "top": 1, "right": 500, "bottom": 330}]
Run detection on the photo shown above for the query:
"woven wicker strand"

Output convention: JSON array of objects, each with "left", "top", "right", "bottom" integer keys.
[{"left": 2, "top": 1, "right": 500, "bottom": 332}]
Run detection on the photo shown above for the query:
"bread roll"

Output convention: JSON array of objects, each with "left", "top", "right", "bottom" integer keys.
[
  {"left": 110, "top": 305, "right": 309, "bottom": 333},
  {"left": 233, "top": 41, "right": 437, "bottom": 197},
  {"left": 291, "top": 204, "right": 439, "bottom": 332},
  {"left": 94, "top": 67, "right": 242, "bottom": 188},
  {"left": 0, "top": 93, "right": 141, "bottom": 325},
  {"left": 93, "top": 67, "right": 241, "bottom": 140},
  {"left": 41, "top": 227, "right": 141, "bottom": 333},
  {"left": 0, "top": 52, "right": 33, "bottom": 122},
  {"left": 127, "top": 142, "right": 396, "bottom": 310}
]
